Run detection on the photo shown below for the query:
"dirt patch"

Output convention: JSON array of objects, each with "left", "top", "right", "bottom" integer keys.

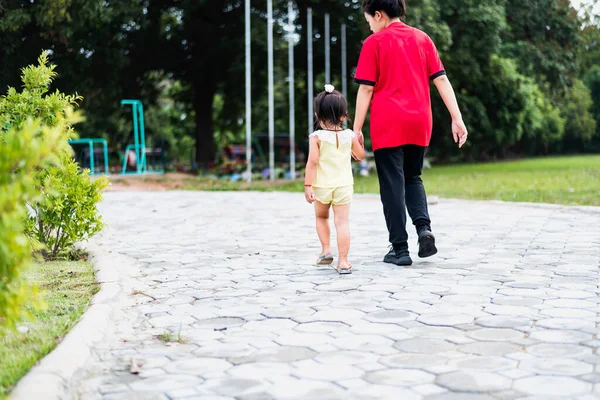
[{"left": 104, "top": 173, "right": 197, "bottom": 192}]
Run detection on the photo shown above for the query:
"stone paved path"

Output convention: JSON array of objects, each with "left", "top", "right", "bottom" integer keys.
[{"left": 74, "top": 191, "right": 600, "bottom": 400}]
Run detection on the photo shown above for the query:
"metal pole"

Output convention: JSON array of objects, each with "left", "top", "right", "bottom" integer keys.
[
  {"left": 131, "top": 103, "right": 140, "bottom": 173},
  {"left": 341, "top": 23, "right": 348, "bottom": 129},
  {"left": 288, "top": 1, "right": 296, "bottom": 179},
  {"left": 307, "top": 8, "right": 314, "bottom": 133},
  {"left": 245, "top": 0, "right": 252, "bottom": 182},
  {"left": 325, "top": 13, "right": 331, "bottom": 84},
  {"left": 267, "top": 0, "right": 275, "bottom": 181},
  {"left": 137, "top": 101, "right": 147, "bottom": 173}
]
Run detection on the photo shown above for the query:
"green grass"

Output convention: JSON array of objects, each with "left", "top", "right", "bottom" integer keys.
[
  {"left": 185, "top": 155, "right": 600, "bottom": 206},
  {"left": 0, "top": 261, "right": 98, "bottom": 399}
]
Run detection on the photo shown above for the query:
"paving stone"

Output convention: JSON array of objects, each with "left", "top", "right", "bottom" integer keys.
[
  {"left": 364, "top": 368, "right": 435, "bottom": 386},
  {"left": 513, "top": 376, "right": 593, "bottom": 396},
  {"left": 274, "top": 332, "right": 332, "bottom": 347},
  {"left": 99, "top": 384, "right": 129, "bottom": 394},
  {"left": 412, "top": 383, "right": 447, "bottom": 396},
  {"left": 519, "top": 358, "right": 593, "bottom": 376},
  {"left": 536, "top": 318, "right": 595, "bottom": 330},
  {"left": 579, "top": 373, "right": 600, "bottom": 383},
  {"left": 197, "top": 378, "right": 268, "bottom": 397},
  {"left": 526, "top": 343, "right": 592, "bottom": 358},
  {"left": 348, "top": 385, "right": 423, "bottom": 400},
  {"left": 436, "top": 371, "right": 512, "bottom": 392},
  {"left": 307, "top": 308, "right": 365, "bottom": 323},
  {"left": 417, "top": 314, "right": 474, "bottom": 326},
  {"left": 475, "top": 316, "right": 532, "bottom": 329},
  {"left": 193, "top": 343, "right": 255, "bottom": 359},
  {"left": 293, "top": 321, "right": 348, "bottom": 333},
  {"left": 193, "top": 317, "right": 245, "bottom": 329},
  {"left": 227, "top": 363, "right": 291, "bottom": 380},
  {"left": 147, "top": 315, "right": 196, "bottom": 329},
  {"left": 315, "top": 350, "right": 380, "bottom": 365},
  {"left": 165, "top": 358, "right": 232, "bottom": 375},
  {"left": 457, "top": 342, "right": 523, "bottom": 357},
  {"left": 541, "top": 307, "right": 596, "bottom": 318},
  {"left": 466, "top": 329, "right": 523, "bottom": 342},
  {"left": 364, "top": 310, "right": 418, "bottom": 324},
  {"left": 103, "top": 393, "right": 169, "bottom": 400},
  {"left": 499, "top": 368, "right": 534, "bottom": 380},
  {"left": 450, "top": 356, "right": 517, "bottom": 372},
  {"left": 528, "top": 329, "right": 592, "bottom": 343},
  {"left": 349, "top": 322, "right": 409, "bottom": 336},
  {"left": 166, "top": 387, "right": 200, "bottom": 399},
  {"left": 243, "top": 319, "right": 297, "bottom": 332},
  {"left": 331, "top": 334, "right": 395, "bottom": 351},
  {"left": 72, "top": 193, "right": 600, "bottom": 399},
  {"left": 427, "top": 394, "right": 495, "bottom": 400},
  {"left": 394, "top": 338, "right": 455, "bottom": 353},
  {"left": 492, "top": 296, "right": 542, "bottom": 306},
  {"left": 379, "top": 353, "right": 445, "bottom": 369},
  {"left": 129, "top": 375, "right": 203, "bottom": 392},
  {"left": 228, "top": 346, "right": 316, "bottom": 364},
  {"left": 293, "top": 362, "right": 363, "bottom": 380},
  {"left": 266, "top": 376, "right": 347, "bottom": 399},
  {"left": 544, "top": 298, "right": 597, "bottom": 308}
]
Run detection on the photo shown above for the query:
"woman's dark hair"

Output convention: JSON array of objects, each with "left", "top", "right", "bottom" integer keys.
[
  {"left": 314, "top": 90, "right": 349, "bottom": 130},
  {"left": 362, "top": 0, "right": 406, "bottom": 18}
]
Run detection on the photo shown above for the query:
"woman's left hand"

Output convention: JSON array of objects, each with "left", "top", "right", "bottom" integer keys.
[{"left": 305, "top": 187, "right": 315, "bottom": 204}]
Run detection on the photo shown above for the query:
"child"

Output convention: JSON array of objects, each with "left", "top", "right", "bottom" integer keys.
[{"left": 304, "top": 84, "right": 366, "bottom": 274}]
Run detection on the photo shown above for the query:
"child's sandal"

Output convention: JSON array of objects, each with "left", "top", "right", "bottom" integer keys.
[
  {"left": 336, "top": 265, "right": 353, "bottom": 275},
  {"left": 317, "top": 253, "right": 334, "bottom": 265}
]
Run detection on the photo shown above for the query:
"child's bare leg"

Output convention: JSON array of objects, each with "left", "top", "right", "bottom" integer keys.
[
  {"left": 315, "top": 201, "right": 332, "bottom": 255},
  {"left": 333, "top": 204, "right": 351, "bottom": 269}
]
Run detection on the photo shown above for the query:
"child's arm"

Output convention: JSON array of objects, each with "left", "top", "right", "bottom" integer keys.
[
  {"left": 351, "top": 134, "right": 366, "bottom": 161},
  {"left": 433, "top": 75, "right": 468, "bottom": 148},
  {"left": 304, "top": 135, "right": 320, "bottom": 203}
]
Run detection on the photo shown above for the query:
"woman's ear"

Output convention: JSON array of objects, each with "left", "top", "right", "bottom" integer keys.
[{"left": 375, "top": 11, "right": 382, "bottom": 21}]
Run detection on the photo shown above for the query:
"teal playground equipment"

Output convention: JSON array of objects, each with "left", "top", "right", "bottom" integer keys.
[
  {"left": 121, "top": 99, "right": 146, "bottom": 174},
  {"left": 67, "top": 99, "right": 164, "bottom": 175},
  {"left": 68, "top": 138, "right": 109, "bottom": 175},
  {"left": 120, "top": 99, "right": 164, "bottom": 175}
]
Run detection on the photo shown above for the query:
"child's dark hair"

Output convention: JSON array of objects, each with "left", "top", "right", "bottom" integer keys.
[
  {"left": 314, "top": 89, "right": 349, "bottom": 131},
  {"left": 362, "top": 0, "right": 406, "bottom": 19}
]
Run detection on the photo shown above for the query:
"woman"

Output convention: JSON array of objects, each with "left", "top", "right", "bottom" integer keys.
[{"left": 353, "top": 0, "right": 468, "bottom": 266}]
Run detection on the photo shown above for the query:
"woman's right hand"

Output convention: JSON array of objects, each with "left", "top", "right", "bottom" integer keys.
[{"left": 354, "top": 130, "right": 365, "bottom": 148}]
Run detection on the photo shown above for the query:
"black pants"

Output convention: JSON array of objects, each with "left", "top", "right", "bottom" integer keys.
[{"left": 374, "top": 145, "right": 431, "bottom": 248}]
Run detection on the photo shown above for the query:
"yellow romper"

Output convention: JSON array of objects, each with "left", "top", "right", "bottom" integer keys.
[{"left": 310, "top": 129, "right": 355, "bottom": 205}]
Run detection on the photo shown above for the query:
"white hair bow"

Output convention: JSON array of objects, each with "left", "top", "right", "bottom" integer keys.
[{"left": 324, "top": 84, "right": 335, "bottom": 93}]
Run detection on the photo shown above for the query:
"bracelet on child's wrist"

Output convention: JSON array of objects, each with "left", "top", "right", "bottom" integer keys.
[{"left": 304, "top": 184, "right": 312, "bottom": 187}]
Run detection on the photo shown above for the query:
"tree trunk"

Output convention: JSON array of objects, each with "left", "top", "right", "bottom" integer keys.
[{"left": 194, "top": 79, "right": 217, "bottom": 168}]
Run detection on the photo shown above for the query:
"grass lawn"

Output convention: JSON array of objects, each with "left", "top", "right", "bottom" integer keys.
[
  {"left": 172, "top": 155, "right": 599, "bottom": 206},
  {"left": 0, "top": 261, "right": 98, "bottom": 399}
]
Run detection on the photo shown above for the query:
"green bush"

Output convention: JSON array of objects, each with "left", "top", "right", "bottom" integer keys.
[
  {"left": 27, "top": 155, "right": 109, "bottom": 260},
  {"left": 0, "top": 120, "right": 65, "bottom": 327},
  {"left": 0, "top": 52, "right": 81, "bottom": 141},
  {"left": 1, "top": 51, "right": 108, "bottom": 259}
]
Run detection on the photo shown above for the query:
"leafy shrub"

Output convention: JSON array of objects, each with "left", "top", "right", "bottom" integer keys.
[
  {"left": 27, "top": 155, "right": 109, "bottom": 260},
  {"left": 1, "top": 51, "right": 108, "bottom": 259},
  {"left": 0, "top": 120, "right": 65, "bottom": 327}
]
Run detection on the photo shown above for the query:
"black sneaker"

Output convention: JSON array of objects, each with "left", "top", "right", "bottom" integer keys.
[
  {"left": 418, "top": 230, "right": 438, "bottom": 258},
  {"left": 383, "top": 245, "right": 413, "bottom": 266}
]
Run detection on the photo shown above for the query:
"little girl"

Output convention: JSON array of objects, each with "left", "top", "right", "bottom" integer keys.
[{"left": 304, "top": 85, "right": 366, "bottom": 274}]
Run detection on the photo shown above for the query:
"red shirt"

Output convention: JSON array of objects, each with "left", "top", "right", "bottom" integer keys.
[{"left": 354, "top": 22, "right": 445, "bottom": 150}]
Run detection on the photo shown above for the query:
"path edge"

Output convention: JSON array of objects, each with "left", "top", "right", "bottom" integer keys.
[{"left": 9, "top": 241, "right": 135, "bottom": 400}]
